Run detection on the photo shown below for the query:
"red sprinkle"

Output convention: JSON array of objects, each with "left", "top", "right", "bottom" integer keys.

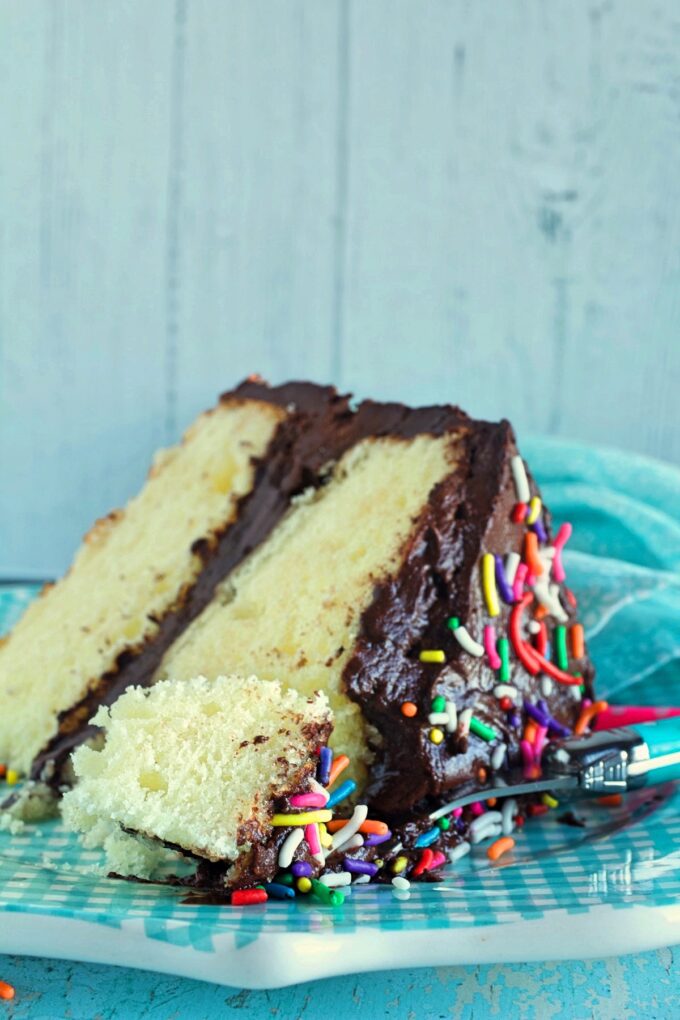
[
  {"left": 527, "top": 803, "right": 549, "bottom": 817},
  {"left": 231, "top": 888, "right": 268, "bottom": 906},
  {"left": 412, "top": 849, "right": 434, "bottom": 876},
  {"left": 564, "top": 587, "right": 578, "bottom": 608},
  {"left": 499, "top": 696, "right": 513, "bottom": 712},
  {"left": 512, "top": 502, "right": 528, "bottom": 523},
  {"left": 514, "top": 814, "right": 525, "bottom": 827}
]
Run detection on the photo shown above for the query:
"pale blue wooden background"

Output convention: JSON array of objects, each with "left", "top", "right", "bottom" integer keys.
[{"left": 2, "top": 2, "right": 680, "bottom": 578}]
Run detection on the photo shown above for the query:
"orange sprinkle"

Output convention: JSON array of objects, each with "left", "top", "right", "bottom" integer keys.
[
  {"left": 487, "top": 836, "right": 515, "bottom": 861},
  {"left": 597, "top": 794, "right": 623, "bottom": 807},
  {"left": 0, "top": 981, "right": 14, "bottom": 1001},
  {"left": 574, "top": 700, "right": 609, "bottom": 736},
  {"left": 524, "top": 531, "right": 544, "bottom": 576},
  {"left": 533, "top": 604, "right": 548, "bottom": 621},
  {"left": 524, "top": 720, "right": 538, "bottom": 744},
  {"left": 326, "top": 818, "right": 389, "bottom": 836},
  {"left": 401, "top": 702, "right": 418, "bottom": 718},
  {"left": 327, "top": 754, "right": 350, "bottom": 788},
  {"left": 487, "top": 798, "right": 497, "bottom": 808},
  {"left": 570, "top": 624, "right": 585, "bottom": 659}
]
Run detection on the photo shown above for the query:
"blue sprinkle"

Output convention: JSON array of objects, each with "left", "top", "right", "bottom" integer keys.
[
  {"left": 494, "top": 555, "right": 514, "bottom": 604},
  {"left": 531, "top": 518, "right": 548, "bottom": 543},
  {"left": 264, "top": 882, "right": 295, "bottom": 899},
  {"left": 326, "top": 779, "right": 357, "bottom": 809},
  {"left": 317, "top": 746, "right": 333, "bottom": 786},
  {"left": 414, "top": 826, "right": 441, "bottom": 849}
]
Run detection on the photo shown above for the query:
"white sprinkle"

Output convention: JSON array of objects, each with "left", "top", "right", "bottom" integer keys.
[
  {"left": 469, "top": 811, "right": 503, "bottom": 843},
  {"left": 491, "top": 743, "right": 507, "bottom": 772},
  {"left": 447, "top": 841, "right": 471, "bottom": 863},
  {"left": 352, "top": 874, "right": 371, "bottom": 885},
  {"left": 309, "top": 778, "right": 330, "bottom": 803},
  {"left": 391, "top": 876, "right": 410, "bottom": 891},
  {"left": 527, "top": 620, "right": 541, "bottom": 635},
  {"left": 540, "top": 677, "right": 554, "bottom": 697},
  {"left": 504, "top": 552, "right": 521, "bottom": 586},
  {"left": 470, "top": 822, "right": 503, "bottom": 845},
  {"left": 458, "top": 708, "right": 473, "bottom": 736},
  {"left": 278, "top": 828, "right": 304, "bottom": 869},
  {"left": 452, "top": 624, "right": 484, "bottom": 657},
  {"left": 511, "top": 455, "right": 531, "bottom": 504},
  {"left": 331, "top": 804, "right": 369, "bottom": 851},
  {"left": 391, "top": 842, "right": 403, "bottom": 855},
  {"left": 570, "top": 685, "right": 583, "bottom": 700},
  {"left": 445, "top": 702, "right": 458, "bottom": 733},
  {"left": 428, "top": 712, "right": 449, "bottom": 725},
  {"left": 553, "top": 748, "right": 571, "bottom": 764},
  {"left": 319, "top": 871, "right": 352, "bottom": 888},
  {"left": 501, "top": 798, "right": 518, "bottom": 836},
  {"left": 493, "top": 684, "right": 517, "bottom": 700}
]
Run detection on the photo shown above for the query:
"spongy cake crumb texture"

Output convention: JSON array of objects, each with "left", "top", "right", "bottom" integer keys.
[{"left": 61, "top": 675, "right": 331, "bottom": 869}]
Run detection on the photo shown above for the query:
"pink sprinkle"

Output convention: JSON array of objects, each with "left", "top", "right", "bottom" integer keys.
[
  {"left": 533, "top": 724, "right": 549, "bottom": 760},
  {"left": 526, "top": 571, "right": 537, "bottom": 587},
  {"left": 552, "top": 523, "right": 572, "bottom": 583},
  {"left": 452, "top": 807, "right": 463, "bottom": 819},
  {"left": 520, "top": 739, "right": 535, "bottom": 770},
  {"left": 430, "top": 851, "right": 446, "bottom": 869},
  {"left": 484, "top": 625, "right": 502, "bottom": 669},
  {"left": 290, "top": 792, "right": 327, "bottom": 808},
  {"left": 470, "top": 801, "right": 485, "bottom": 817},
  {"left": 512, "top": 563, "right": 529, "bottom": 602},
  {"left": 305, "top": 822, "right": 322, "bottom": 857}
]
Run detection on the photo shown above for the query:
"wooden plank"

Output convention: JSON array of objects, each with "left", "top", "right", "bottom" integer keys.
[
  {"left": 0, "top": 2, "right": 175, "bottom": 577},
  {"left": 171, "top": 0, "right": 341, "bottom": 428},
  {"left": 339, "top": 1, "right": 680, "bottom": 462}
]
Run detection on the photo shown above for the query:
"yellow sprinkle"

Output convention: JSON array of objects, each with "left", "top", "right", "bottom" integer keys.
[
  {"left": 481, "top": 553, "right": 500, "bottom": 617},
  {"left": 430, "top": 728, "right": 444, "bottom": 745},
  {"left": 296, "top": 877, "right": 312, "bottom": 893},
  {"left": 392, "top": 856, "right": 408, "bottom": 874},
  {"left": 542, "top": 793, "right": 559, "bottom": 809},
  {"left": 5, "top": 770, "right": 20, "bottom": 786},
  {"left": 527, "top": 496, "right": 542, "bottom": 525},
  {"left": 271, "top": 810, "right": 332, "bottom": 826},
  {"left": 374, "top": 859, "right": 384, "bottom": 868},
  {"left": 318, "top": 823, "right": 332, "bottom": 848},
  {"left": 419, "top": 650, "right": 446, "bottom": 664}
]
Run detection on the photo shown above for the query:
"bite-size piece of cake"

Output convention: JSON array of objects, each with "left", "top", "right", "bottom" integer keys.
[{"left": 61, "top": 675, "right": 332, "bottom": 887}]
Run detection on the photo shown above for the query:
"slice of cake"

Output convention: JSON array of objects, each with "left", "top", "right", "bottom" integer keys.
[
  {"left": 1, "top": 377, "right": 595, "bottom": 839},
  {"left": 0, "top": 380, "right": 352, "bottom": 799},
  {"left": 61, "top": 675, "right": 332, "bottom": 888}
]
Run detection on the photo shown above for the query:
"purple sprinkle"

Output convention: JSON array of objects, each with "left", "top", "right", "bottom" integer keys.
[
  {"left": 508, "top": 712, "right": 522, "bottom": 729},
  {"left": 531, "top": 518, "right": 548, "bottom": 543},
  {"left": 343, "top": 857, "right": 379, "bottom": 876},
  {"left": 317, "top": 746, "right": 333, "bottom": 786},
  {"left": 524, "top": 700, "right": 550, "bottom": 727},
  {"left": 363, "top": 831, "right": 392, "bottom": 847},
  {"left": 494, "top": 555, "right": 515, "bottom": 604},
  {"left": 291, "top": 861, "right": 313, "bottom": 878},
  {"left": 548, "top": 718, "right": 572, "bottom": 737}
]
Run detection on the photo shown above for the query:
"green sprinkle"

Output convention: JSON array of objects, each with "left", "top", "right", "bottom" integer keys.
[
  {"left": 431, "top": 695, "right": 446, "bottom": 713},
  {"left": 310, "top": 878, "right": 333, "bottom": 905},
  {"left": 469, "top": 716, "right": 498, "bottom": 742},
  {"left": 329, "top": 890, "right": 345, "bottom": 907},
  {"left": 497, "top": 637, "right": 510, "bottom": 682},
  {"left": 555, "top": 626, "right": 569, "bottom": 670},
  {"left": 447, "top": 616, "right": 461, "bottom": 631},
  {"left": 437, "top": 817, "right": 451, "bottom": 831},
  {"left": 277, "top": 872, "right": 294, "bottom": 886}
]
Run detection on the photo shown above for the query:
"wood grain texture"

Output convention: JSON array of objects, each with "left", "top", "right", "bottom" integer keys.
[{"left": 1, "top": 0, "right": 679, "bottom": 576}]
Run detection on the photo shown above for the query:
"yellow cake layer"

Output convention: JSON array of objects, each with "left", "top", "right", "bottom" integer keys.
[
  {"left": 0, "top": 399, "right": 286, "bottom": 774},
  {"left": 62, "top": 675, "right": 330, "bottom": 872},
  {"left": 157, "top": 431, "right": 465, "bottom": 791}
]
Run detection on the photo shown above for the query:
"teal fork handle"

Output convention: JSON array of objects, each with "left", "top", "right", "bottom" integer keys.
[{"left": 631, "top": 718, "right": 680, "bottom": 785}]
